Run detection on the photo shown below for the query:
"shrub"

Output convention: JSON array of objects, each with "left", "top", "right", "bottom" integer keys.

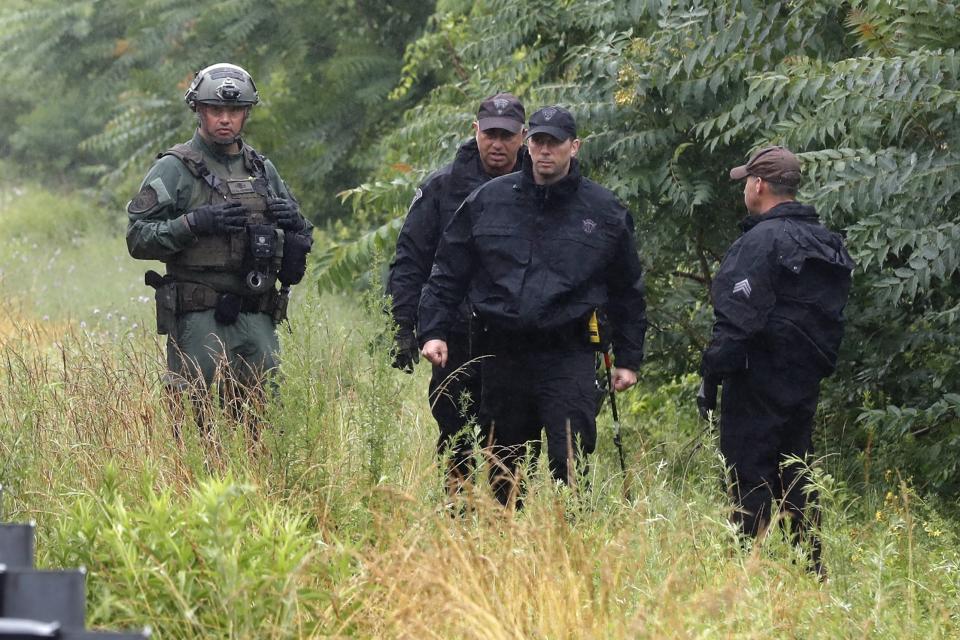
[{"left": 44, "top": 469, "right": 333, "bottom": 639}]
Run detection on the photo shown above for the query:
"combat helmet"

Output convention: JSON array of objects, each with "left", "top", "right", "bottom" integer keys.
[{"left": 184, "top": 63, "right": 259, "bottom": 111}]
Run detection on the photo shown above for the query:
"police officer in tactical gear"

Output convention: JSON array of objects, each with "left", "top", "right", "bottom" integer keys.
[
  {"left": 388, "top": 92, "right": 528, "bottom": 493},
  {"left": 127, "top": 62, "right": 313, "bottom": 440},
  {"left": 700, "top": 146, "right": 853, "bottom": 577},
  {"left": 419, "top": 106, "right": 646, "bottom": 505}
]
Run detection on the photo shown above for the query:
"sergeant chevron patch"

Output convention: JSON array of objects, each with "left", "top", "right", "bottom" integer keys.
[{"left": 733, "top": 278, "right": 752, "bottom": 298}]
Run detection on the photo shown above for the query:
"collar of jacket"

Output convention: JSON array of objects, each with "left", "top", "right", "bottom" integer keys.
[
  {"left": 450, "top": 138, "right": 527, "bottom": 184},
  {"left": 519, "top": 155, "right": 582, "bottom": 201},
  {"left": 191, "top": 130, "right": 268, "bottom": 180},
  {"left": 739, "top": 200, "right": 819, "bottom": 232},
  {"left": 450, "top": 138, "right": 482, "bottom": 183},
  {"left": 192, "top": 130, "right": 248, "bottom": 163}
]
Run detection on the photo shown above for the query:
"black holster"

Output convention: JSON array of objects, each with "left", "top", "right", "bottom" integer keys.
[
  {"left": 145, "top": 270, "right": 177, "bottom": 335},
  {"left": 272, "top": 286, "right": 291, "bottom": 324}
]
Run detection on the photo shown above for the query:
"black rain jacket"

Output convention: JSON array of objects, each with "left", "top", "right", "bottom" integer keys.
[
  {"left": 702, "top": 201, "right": 855, "bottom": 381},
  {"left": 418, "top": 158, "right": 647, "bottom": 370},
  {"left": 387, "top": 138, "right": 526, "bottom": 334}
]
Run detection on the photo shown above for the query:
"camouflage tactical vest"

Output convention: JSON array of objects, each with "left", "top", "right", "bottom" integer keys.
[{"left": 160, "top": 144, "right": 284, "bottom": 291}]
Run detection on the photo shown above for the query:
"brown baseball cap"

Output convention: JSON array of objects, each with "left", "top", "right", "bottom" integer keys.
[
  {"left": 477, "top": 92, "right": 526, "bottom": 133},
  {"left": 729, "top": 146, "right": 802, "bottom": 187}
]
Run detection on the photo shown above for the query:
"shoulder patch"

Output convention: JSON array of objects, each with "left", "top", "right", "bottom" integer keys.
[{"left": 127, "top": 184, "right": 158, "bottom": 214}]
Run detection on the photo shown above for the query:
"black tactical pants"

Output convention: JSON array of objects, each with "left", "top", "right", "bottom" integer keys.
[
  {"left": 479, "top": 347, "right": 596, "bottom": 505},
  {"left": 719, "top": 353, "right": 823, "bottom": 573},
  {"left": 428, "top": 331, "right": 483, "bottom": 483}
]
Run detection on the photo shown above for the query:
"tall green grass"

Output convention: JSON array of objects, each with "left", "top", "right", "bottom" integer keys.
[
  {"left": 1, "top": 185, "right": 959, "bottom": 638},
  {"left": 0, "top": 182, "right": 150, "bottom": 324}
]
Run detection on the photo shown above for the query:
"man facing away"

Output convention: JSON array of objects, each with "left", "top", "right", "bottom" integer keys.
[
  {"left": 700, "top": 146, "right": 854, "bottom": 576},
  {"left": 419, "top": 106, "right": 646, "bottom": 505},
  {"left": 126, "top": 63, "right": 313, "bottom": 441},
  {"left": 387, "top": 93, "right": 527, "bottom": 493}
]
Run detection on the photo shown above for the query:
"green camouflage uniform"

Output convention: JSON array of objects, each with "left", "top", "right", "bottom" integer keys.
[{"left": 127, "top": 130, "right": 312, "bottom": 392}]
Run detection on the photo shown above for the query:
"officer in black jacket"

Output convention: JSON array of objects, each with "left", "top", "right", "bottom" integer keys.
[
  {"left": 700, "top": 146, "right": 854, "bottom": 576},
  {"left": 387, "top": 93, "right": 527, "bottom": 490},
  {"left": 420, "top": 106, "right": 646, "bottom": 505}
]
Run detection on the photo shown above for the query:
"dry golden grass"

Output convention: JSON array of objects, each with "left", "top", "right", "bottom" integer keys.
[{"left": 338, "top": 465, "right": 841, "bottom": 640}]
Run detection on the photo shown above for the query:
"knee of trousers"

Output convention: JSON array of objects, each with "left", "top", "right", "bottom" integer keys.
[
  {"left": 165, "top": 344, "right": 214, "bottom": 390},
  {"left": 162, "top": 370, "right": 195, "bottom": 395},
  {"left": 429, "top": 385, "right": 477, "bottom": 437}
]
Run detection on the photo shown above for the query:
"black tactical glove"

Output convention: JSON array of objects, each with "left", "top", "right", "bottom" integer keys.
[
  {"left": 278, "top": 233, "right": 312, "bottom": 285},
  {"left": 391, "top": 326, "right": 420, "bottom": 373},
  {"left": 268, "top": 197, "right": 306, "bottom": 232},
  {"left": 696, "top": 377, "right": 719, "bottom": 420},
  {"left": 186, "top": 201, "right": 247, "bottom": 235}
]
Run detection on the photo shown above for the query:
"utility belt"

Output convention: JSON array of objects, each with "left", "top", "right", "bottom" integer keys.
[
  {"left": 145, "top": 270, "right": 289, "bottom": 334},
  {"left": 475, "top": 309, "right": 608, "bottom": 354},
  {"left": 477, "top": 319, "right": 595, "bottom": 354},
  {"left": 177, "top": 281, "right": 279, "bottom": 314}
]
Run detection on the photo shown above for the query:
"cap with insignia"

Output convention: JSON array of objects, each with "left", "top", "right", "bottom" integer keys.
[{"left": 476, "top": 92, "right": 526, "bottom": 133}]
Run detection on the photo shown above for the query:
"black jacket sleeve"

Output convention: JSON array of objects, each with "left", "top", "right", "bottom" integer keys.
[
  {"left": 701, "top": 229, "right": 778, "bottom": 377},
  {"left": 386, "top": 181, "right": 442, "bottom": 331},
  {"left": 417, "top": 197, "right": 478, "bottom": 344},
  {"left": 605, "top": 207, "right": 647, "bottom": 370}
]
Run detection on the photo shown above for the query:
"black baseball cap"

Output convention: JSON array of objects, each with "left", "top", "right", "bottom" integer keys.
[
  {"left": 526, "top": 105, "right": 577, "bottom": 141},
  {"left": 729, "top": 146, "right": 802, "bottom": 187},
  {"left": 477, "top": 92, "right": 526, "bottom": 133}
]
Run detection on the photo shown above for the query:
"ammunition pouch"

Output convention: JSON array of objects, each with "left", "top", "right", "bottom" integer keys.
[
  {"left": 214, "top": 293, "right": 243, "bottom": 325},
  {"left": 172, "top": 232, "right": 246, "bottom": 271}
]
